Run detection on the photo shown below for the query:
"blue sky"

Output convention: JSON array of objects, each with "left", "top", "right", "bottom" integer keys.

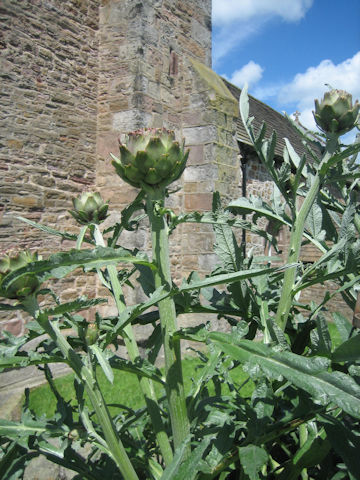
[{"left": 212, "top": 0, "right": 360, "bottom": 139}]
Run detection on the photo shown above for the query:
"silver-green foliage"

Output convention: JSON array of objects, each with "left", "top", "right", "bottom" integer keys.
[{"left": 1, "top": 89, "right": 360, "bottom": 479}]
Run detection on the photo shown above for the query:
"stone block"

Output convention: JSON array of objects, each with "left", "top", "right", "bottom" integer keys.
[
  {"left": 184, "top": 164, "right": 218, "bottom": 183},
  {"left": 198, "top": 253, "right": 219, "bottom": 272},
  {"left": 112, "top": 110, "right": 152, "bottom": 131},
  {"left": 187, "top": 144, "right": 205, "bottom": 165},
  {"left": 12, "top": 195, "right": 43, "bottom": 208},
  {"left": 183, "top": 125, "right": 217, "bottom": 145},
  {"left": 184, "top": 192, "right": 212, "bottom": 211},
  {"left": 0, "top": 317, "right": 24, "bottom": 336}
]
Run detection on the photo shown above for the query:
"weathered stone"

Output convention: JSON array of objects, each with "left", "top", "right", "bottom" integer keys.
[
  {"left": 185, "top": 192, "right": 212, "bottom": 211},
  {"left": 0, "top": 0, "right": 347, "bottom": 352}
]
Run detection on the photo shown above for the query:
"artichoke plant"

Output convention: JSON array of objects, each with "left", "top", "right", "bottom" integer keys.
[
  {"left": 313, "top": 88, "right": 359, "bottom": 135},
  {"left": 0, "top": 250, "right": 39, "bottom": 300},
  {"left": 85, "top": 322, "right": 100, "bottom": 346},
  {"left": 69, "top": 191, "right": 109, "bottom": 225},
  {"left": 111, "top": 128, "right": 189, "bottom": 190}
]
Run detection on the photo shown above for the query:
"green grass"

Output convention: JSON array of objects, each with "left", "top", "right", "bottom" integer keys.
[
  {"left": 327, "top": 321, "right": 343, "bottom": 348},
  {"left": 28, "top": 355, "right": 253, "bottom": 418},
  {"left": 27, "top": 323, "right": 344, "bottom": 419}
]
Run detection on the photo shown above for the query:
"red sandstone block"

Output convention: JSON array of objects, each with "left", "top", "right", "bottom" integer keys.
[
  {"left": 187, "top": 145, "right": 205, "bottom": 165},
  {"left": 185, "top": 193, "right": 212, "bottom": 211},
  {"left": 0, "top": 318, "right": 24, "bottom": 336}
]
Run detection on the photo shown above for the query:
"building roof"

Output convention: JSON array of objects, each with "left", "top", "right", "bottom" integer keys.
[{"left": 223, "top": 79, "right": 313, "bottom": 159}]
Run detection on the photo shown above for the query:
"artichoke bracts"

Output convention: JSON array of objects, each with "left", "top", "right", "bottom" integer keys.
[
  {"left": 111, "top": 128, "right": 189, "bottom": 190},
  {"left": 0, "top": 250, "right": 39, "bottom": 300},
  {"left": 85, "top": 322, "right": 100, "bottom": 346},
  {"left": 313, "top": 88, "right": 359, "bottom": 136},
  {"left": 69, "top": 192, "right": 109, "bottom": 225}
]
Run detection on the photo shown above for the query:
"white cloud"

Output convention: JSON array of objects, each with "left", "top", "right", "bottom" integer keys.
[
  {"left": 277, "top": 51, "right": 360, "bottom": 131},
  {"left": 213, "top": 21, "right": 260, "bottom": 66},
  {"left": 213, "top": 0, "right": 313, "bottom": 26},
  {"left": 227, "top": 61, "right": 264, "bottom": 88},
  {"left": 249, "top": 52, "right": 360, "bottom": 144},
  {"left": 212, "top": 0, "right": 313, "bottom": 64}
]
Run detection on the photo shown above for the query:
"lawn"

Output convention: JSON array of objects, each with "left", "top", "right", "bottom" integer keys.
[
  {"left": 28, "top": 322, "right": 343, "bottom": 418},
  {"left": 28, "top": 354, "right": 254, "bottom": 418}
]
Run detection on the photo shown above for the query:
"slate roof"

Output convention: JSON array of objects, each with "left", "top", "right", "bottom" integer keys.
[{"left": 223, "top": 79, "right": 314, "bottom": 159}]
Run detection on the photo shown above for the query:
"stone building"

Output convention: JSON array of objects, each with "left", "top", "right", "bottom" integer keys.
[{"left": 0, "top": 0, "right": 352, "bottom": 336}]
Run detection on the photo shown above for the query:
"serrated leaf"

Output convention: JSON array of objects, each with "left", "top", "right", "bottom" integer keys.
[
  {"left": 306, "top": 200, "right": 323, "bottom": 239},
  {"left": 238, "top": 445, "right": 268, "bottom": 480},
  {"left": 239, "top": 83, "right": 250, "bottom": 126},
  {"left": 0, "top": 332, "right": 27, "bottom": 357},
  {"left": 319, "top": 413, "right": 360, "bottom": 479},
  {"left": 277, "top": 433, "right": 331, "bottom": 480},
  {"left": 0, "top": 303, "right": 24, "bottom": 311},
  {"left": 251, "top": 380, "right": 274, "bottom": 420},
  {"left": 173, "top": 324, "right": 209, "bottom": 343},
  {"left": 178, "top": 265, "right": 281, "bottom": 292},
  {"left": 311, "top": 315, "right": 332, "bottom": 356},
  {"left": 0, "top": 442, "right": 30, "bottom": 480},
  {"left": 37, "top": 438, "right": 64, "bottom": 458},
  {"left": 266, "top": 317, "right": 290, "bottom": 350},
  {"left": 109, "top": 356, "right": 164, "bottom": 384},
  {"left": 213, "top": 218, "right": 242, "bottom": 273},
  {"left": 109, "top": 286, "right": 168, "bottom": 334},
  {"left": 16, "top": 216, "right": 79, "bottom": 242},
  {"left": 173, "top": 210, "right": 276, "bottom": 246},
  {"left": 209, "top": 334, "right": 360, "bottom": 419},
  {"left": 332, "top": 333, "right": 360, "bottom": 363},
  {"left": 136, "top": 264, "right": 156, "bottom": 297},
  {"left": 284, "top": 138, "right": 301, "bottom": 170},
  {"left": 159, "top": 438, "right": 192, "bottom": 480},
  {"left": 227, "top": 196, "right": 288, "bottom": 226},
  {"left": 90, "top": 345, "right": 114, "bottom": 384},
  {"left": 339, "top": 203, "right": 356, "bottom": 240},
  {"left": 319, "top": 142, "right": 360, "bottom": 176},
  {"left": 332, "top": 312, "right": 352, "bottom": 342},
  {"left": 43, "top": 296, "right": 107, "bottom": 317},
  {"left": 2, "top": 247, "right": 156, "bottom": 290},
  {"left": 149, "top": 457, "right": 164, "bottom": 480},
  {"left": 0, "top": 352, "right": 64, "bottom": 371},
  {"left": 172, "top": 438, "right": 211, "bottom": 480},
  {"left": 0, "top": 418, "right": 61, "bottom": 439}
]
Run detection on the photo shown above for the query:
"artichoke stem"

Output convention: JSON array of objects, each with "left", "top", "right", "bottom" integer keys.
[
  {"left": 22, "top": 296, "right": 139, "bottom": 480},
  {"left": 146, "top": 188, "right": 190, "bottom": 453},
  {"left": 92, "top": 224, "right": 173, "bottom": 466},
  {"left": 275, "top": 135, "right": 339, "bottom": 330}
]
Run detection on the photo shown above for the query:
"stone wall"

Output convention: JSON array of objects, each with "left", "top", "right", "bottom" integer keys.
[
  {"left": 0, "top": 0, "right": 99, "bottom": 334},
  {"left": 1, "top": 0, "right": 241, "bottom": 335},
  {"left": 180, "top": 59, "right": 240, "bottom": 278},
  {"left": 0, "top": 0, "right": 353, "bottom": 337},
  {"left": 94, "top": 0, "right": 241, "bottom": 318}
]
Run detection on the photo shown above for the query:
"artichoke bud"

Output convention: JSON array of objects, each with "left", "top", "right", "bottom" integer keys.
[
  {"left": 85, "top": 322, "right": 99, "bottom": 346},
  {"left": 313, "top": 88, "right": 360, "bottom": 135},
  {"left": 68, "top": 429, "right": 80, "bottom": 441},
  {"left": 69, "top": 191, "right": 109, "bottom": 225},
  {"left": 111, "top": 128, "right": 189, "bottom": 190},
  {"left": 0, "top": 250, "right": 39, "bottom": 300}
]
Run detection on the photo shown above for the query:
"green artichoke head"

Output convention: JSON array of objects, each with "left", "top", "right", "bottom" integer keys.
[
  {"left": 85, "top": 322, "right": 100, "bottom": 346},
  {"left": 313, "top": 88, "right": 359, "bottom": 136},
  {"left": 0, "top": 250, "right": 40, "bottom": 300},
  {"left": 69, "top": 191, "right": 109, "bottom": 225},
  {"left": 111, "top": 128, "right": 189, "bottom": 190}
]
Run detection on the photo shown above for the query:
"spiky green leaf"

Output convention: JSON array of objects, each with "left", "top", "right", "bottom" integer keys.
[{"left": 209, "top": 334, "right": 360, "bottom": 419}]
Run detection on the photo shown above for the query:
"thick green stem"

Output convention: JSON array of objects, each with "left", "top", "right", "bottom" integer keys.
[
  {"left": 275, "top": 138, "right": 339, "bottom": 330},
  {"left": 22, "top": 296, "right": 139, "bottom": 480},
  {"left": 299, "top": 423, "right": 309, "bottom": 480},
  {"left": 146, "top": 189, "right": 190, "bottom": 452},
  {"left": 93, "top": 225, "right": 173, "bottom": 465}
]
